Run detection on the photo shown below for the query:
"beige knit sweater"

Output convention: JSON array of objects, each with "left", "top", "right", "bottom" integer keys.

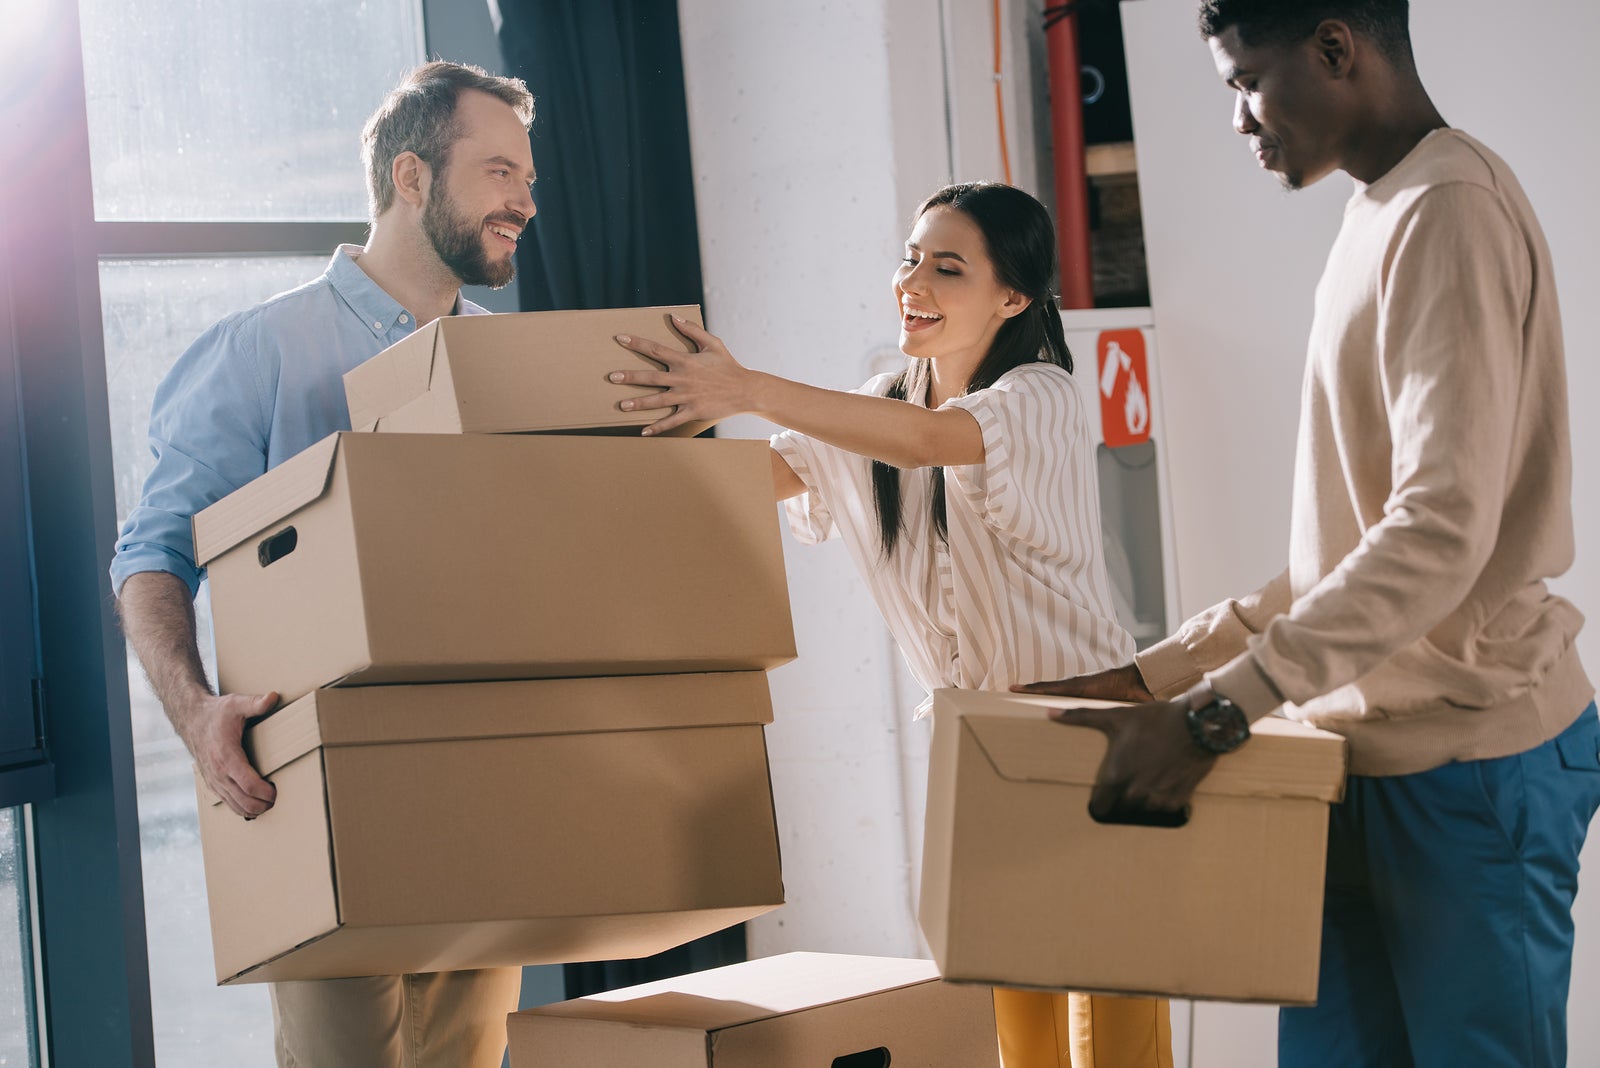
[{"left": 1137, "top": 129, "right": 1592, "bottom": 777}]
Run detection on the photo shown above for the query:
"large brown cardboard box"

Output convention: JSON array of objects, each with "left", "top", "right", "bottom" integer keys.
[
  {"left": 192, "top": 431, "right": 796, "bottom": 704},
  {"left": 196, "top": 672, "right": 785, "bottom": 985},
  {"left": 919, "top": 689, "right": 1347, "bottom": 1005},
  {"left": 343, "top": 304, "right": 715, "bottom": 436},
  {"left": 506, "top": 952, "right": 1000, "bottom": 1067}
]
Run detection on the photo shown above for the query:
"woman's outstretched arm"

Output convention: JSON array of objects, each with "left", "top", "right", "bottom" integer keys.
[{"left": 610, "top": 317, "right": 983, "bottom": 470}]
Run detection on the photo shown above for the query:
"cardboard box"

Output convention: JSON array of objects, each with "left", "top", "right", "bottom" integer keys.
[
  {"left": 343, "top": 304, "right": 715, "bottom": 436},
  {"left": 507, "top": 951, "right": 1000, "bottom": 1067},
  {"left": 919, "top": 689, "right": 1347, "bottom": 1005},
  {"left": 192, "top": 431, "right": 796, "bottom": 704},
  {"left": 196, "top": 672, "right": 785, "bottom": 985}
]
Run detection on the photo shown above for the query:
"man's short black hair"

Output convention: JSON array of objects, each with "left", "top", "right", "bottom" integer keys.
[{"left": 1198, "top": 0, "right": 1413, "bottom": 67}]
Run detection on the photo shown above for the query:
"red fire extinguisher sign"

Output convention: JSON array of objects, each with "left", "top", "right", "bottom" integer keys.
[{"left": 1096, "top": 329, "right": 1151, "bottom": 448}]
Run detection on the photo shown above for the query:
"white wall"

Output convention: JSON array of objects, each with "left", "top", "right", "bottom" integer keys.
[
  {"left": 676, "top": 0, "right": 1067, "bottom": 966},
  {"left": 675, "top": 0, "right": 1062, "bottom": 965},
  {"left": 676, "top": 0, "right": 921, "bottom": 961},
  {"left": 1121, "top": 1, "right": 1600, "bottom": 1064}
]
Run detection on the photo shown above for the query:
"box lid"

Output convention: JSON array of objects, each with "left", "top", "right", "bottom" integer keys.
[
  {"left": 935, "top": 689, "right": 1347, "bottom": 802},
  {"left": 202, "top": 672, "right": 775, "bottom": 809},
  {"left": 342, "top": 305, "right": 712, "bottom": 436},
  {"left": 522, "top": 953, "right": 941, "bottom": 1032},
  {"left": 192, "top": 433, "right": 342, "bottom": 566},
  {"left": 342, "top": 317, "right": 446, "bottom": 432}
]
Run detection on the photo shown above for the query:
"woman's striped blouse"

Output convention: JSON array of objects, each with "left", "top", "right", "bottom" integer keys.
[{"left": 771, "top": 361, "right": 1135, "bottom": 715}]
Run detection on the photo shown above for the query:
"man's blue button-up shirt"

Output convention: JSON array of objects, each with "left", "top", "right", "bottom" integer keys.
[{"left": 110, "top": 245, "right": 487, "bottom": 597}]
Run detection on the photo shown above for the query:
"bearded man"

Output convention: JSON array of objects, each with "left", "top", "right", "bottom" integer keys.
[{"left": 111, "top": 61, "right": 537, "bottom": 1068}]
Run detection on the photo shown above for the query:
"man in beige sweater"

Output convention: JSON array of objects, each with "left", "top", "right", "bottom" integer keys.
[{"left": 1019, "top": 2, "right": 1598, "bottom": 1065}]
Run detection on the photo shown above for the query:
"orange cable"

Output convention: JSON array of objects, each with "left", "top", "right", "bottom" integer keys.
[{"left": 993, "top": 0, "right": 1013, "bottom": 184}]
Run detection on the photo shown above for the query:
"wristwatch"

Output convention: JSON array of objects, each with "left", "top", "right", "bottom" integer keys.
[{"left": 1184, "top": 681, "right": 1251, "bottom": 755}]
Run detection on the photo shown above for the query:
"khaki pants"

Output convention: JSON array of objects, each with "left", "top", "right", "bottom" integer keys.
[
  {"left": 270, "top": 967, "right": 523, "bottom": 1068},
  {"left": 994, "top": 988, "right": 1174, "bottom": 1068}
]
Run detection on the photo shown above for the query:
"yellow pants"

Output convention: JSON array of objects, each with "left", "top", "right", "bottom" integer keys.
[{"left": 993, "top": 988, "right": 1174, "bottom": 1068}]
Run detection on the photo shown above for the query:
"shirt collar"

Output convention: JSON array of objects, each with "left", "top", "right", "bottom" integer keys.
[{"left": 325, "top": 243, "right": 471, "bottom": 337}]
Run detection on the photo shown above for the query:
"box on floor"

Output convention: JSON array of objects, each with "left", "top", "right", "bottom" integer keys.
[
  {"left": 197, "top": 671, "right": 784, "bottom": 985},
  {"left": 919, "top": 689, "right": 1347, "bottom": 1005},
  {"left": 507, "top": 951, "right": 1000, "bottom": 1067},
  {"left": 192, "top": 431, "right": 796, "bottom": 704},
  {"left": 343, "top": 304, "right": 715, "bottom": 436}
]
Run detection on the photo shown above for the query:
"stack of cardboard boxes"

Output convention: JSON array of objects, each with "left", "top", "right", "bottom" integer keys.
[{"left": 191, "top": 305, "right": 795, "bottom": 986}]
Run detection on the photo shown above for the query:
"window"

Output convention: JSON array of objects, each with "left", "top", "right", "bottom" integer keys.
[
  {"left": 5, "top": 1, "right": 532, "bottom": 1059},
  {"left": 79, "top": 0, "right": 424, "bottom": 223},
  {"left": 0, "top": 176, "right": 44, "bottom": 1068},
  {"left": 0, "top": 229, "right": 46, "bottom": 794},
  {"left": 0, "top": 807, "right": 39, "bottom": 1066},
  {"left": 82, "top": 0, "right": 426, "bottom": 1059},
  {"left": 104, "top": 258, "right": 326, "bottom": 1064}
]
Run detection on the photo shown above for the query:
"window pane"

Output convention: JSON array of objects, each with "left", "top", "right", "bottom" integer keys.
[
  {"left": 102, "top": 257, "right": 324, "bottom": 1067},
  {"left": 0, "top": 807, "right": 37, "bottom": 1067},
  {"left": 79, "top": 0, "right": 424, "bottom": 221}
]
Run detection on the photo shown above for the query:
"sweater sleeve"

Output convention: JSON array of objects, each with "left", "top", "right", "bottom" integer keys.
[
  {"left": 1211, "top": 183, "right": 1531, "bottom": 717},
  {"left": 1135, "top": 569, "right": 1292, "bottom": 699}
]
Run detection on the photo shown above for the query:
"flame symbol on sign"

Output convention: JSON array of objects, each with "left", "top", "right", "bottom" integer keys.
[{"left": 1123, "top": 374, "right": 1149, "bottom": 436}]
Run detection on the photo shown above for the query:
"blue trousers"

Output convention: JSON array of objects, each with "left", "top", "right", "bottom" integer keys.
[{"left": 1279, "top": 702, "right": 1600, "bottom": 1068}]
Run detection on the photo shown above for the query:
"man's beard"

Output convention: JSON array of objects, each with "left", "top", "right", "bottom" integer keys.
[{"left": 422, "top": 181, "right": 519, "bottom": 290}]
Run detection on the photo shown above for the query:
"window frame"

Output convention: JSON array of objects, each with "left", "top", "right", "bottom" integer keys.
[{"left": 0, "top": 235, "right": 51, "bottom": 807}]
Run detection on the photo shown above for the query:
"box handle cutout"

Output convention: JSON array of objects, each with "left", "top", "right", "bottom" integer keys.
[
  {"left": 257, "top": 527, "right": 298, "bottom": 567},
  {"left": 832, "top": 1048, "right": 891, "bottom": 1068},
  {"left": 1088, "top": 799, "right": 1190, "bottom": 829}
]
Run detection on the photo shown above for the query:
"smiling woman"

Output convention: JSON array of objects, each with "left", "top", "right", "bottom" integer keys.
[{"left": 612, "top": 180, "right": 1165, "bottom": 1067}]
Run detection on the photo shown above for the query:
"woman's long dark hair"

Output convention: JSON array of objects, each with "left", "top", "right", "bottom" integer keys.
[{"left": 871, "top": 182, "right": 1074, "bottom": 558}]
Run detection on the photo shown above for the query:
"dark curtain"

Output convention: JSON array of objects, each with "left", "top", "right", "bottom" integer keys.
[
  {"left": 493, "top": 0, "right": 744, "bottom": 999},
  {"left": 497, "top": 0, "right": 704, "bottom": 313}
]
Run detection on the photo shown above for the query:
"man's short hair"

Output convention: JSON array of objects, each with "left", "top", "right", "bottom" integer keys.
[
  {"left": 361, "top": 61, "right": 534, "bottom": 220},
  {"left": 1197, "top": 0, "right": 1413, "bottom": 67}
]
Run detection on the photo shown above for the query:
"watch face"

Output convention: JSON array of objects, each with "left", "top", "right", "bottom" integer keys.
[{"left": 1189, "top": 700, "right": 1250, "bottom": 753}]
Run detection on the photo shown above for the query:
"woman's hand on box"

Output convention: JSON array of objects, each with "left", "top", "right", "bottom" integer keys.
[{"left": 610, "top": 317, "right": 759, "bottom": 435}]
